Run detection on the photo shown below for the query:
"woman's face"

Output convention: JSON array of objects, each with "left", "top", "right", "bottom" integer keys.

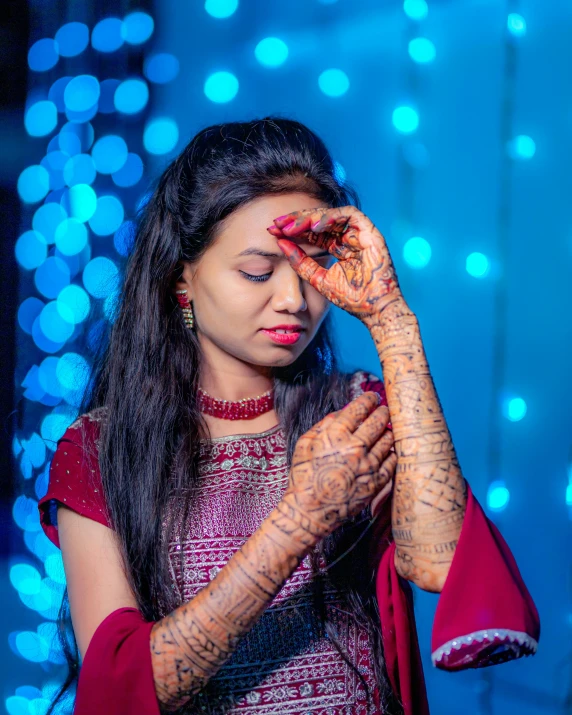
[{"left": 177, "top": 192, "right": 336, "bottom": 371}]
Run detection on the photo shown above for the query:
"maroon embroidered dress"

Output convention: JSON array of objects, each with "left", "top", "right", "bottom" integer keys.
[{"left": 38, "top": 369, "right": 540, "bottom": 715}]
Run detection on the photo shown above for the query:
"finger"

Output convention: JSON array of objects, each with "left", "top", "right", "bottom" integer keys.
[
  {"left": 274, "top": 209, "right": 352, "bottom": 247},
  {"left": 268, "top": 206, "right": 358, "bottom": 260},
  {"left": 269, "top": 226, "right": 353, "bottom": 263},
  {"left": 335, "top": 391, "right": 382, "bottom": 433},
  {"left": 271, "top": 206, "right": 378, "bottom": 253},
  {"left": 369, "top": 428, "right": 394, "bottom": 466},
  {"left": 372, "top": 452, "right": 397, "bottom": 494},
  {"left": 313, "top": 409, "right": 343, "bottom": 434},
  {"left": 272, "top": 209, "right": 327, "bottom": 230},
  {"left": 352, "top": 404, "right": 390, "bottom": 450},
  {"left": 275, "top": 239, "right": 329, "bottom": 291},
  {"left": 311, "top": 207, "right": 377, "bottom": 249}
]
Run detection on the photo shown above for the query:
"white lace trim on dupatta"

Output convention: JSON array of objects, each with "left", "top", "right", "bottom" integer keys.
[{"left": 431, "top": 628, "right": 538, "bottom": 668}]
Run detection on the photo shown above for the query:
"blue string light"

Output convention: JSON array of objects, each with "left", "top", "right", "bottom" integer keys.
[
  {"left": 91, "top": 17, "right": 124, "bottom": 53},
  {"left": 255, "top": 38, "right": 289, "bottom": 68},
  {"left": 63, "top": 75, "right": 100, "bottom": 113},
  {"left": 487, "top": 481, "right": 511, "bottom": 512},
  {"left": 403, "top": 0, "right": 428, "bottom": 21},
  {"left": 27, "top": 39, "right": 59, "bottom": 72},
  {"left": 392, "top": 105, "right": 419, "bottom": 133},
  {"left": 205, "top": 0, "right": 239, "bottom": 19},
  {"left": 403, "top": 236, "right": 431, "bottom": 269},
  {"left": 15, "top": 231, "right": 48, "bottom": 270},
  {"left": 24, "top": 101, "right": 58, "bottom": 137},
  {"left": 144, "top": 117, "right": 179, "bottom": 153},
  {"left": 17, "top": 166, "right": 50, "bottom": 204},
  {"left": 507, "top": 13, "right": 526, "bottom": 37},
  {"left": 89, "top": 195, "right": 125, "bottom": 236},
  {"left": 144, "top": 53, "right": 180, "bottom": 84},
  {"left": 318, "top": 69, "right": 350, "bottom": 97},
  {"left": 112, "top": 153, "right": 144, "bottom": 187},
  {"left": 122, "top": 12, "right": 154, "bottom": 45},
  {"left": 91, "top": 135, "right": 128, "bottom": 174},
  {"left": 54, "top": 22, "right": 89, "bottom": 57},
  {"left": 503, "top": 397, "right": 527, "bottom": 422},
  {"left": 465, "top": 252, "right": 490, "bottom": 278},
  {"left": 62, "top": 184, "right": 97, "bottom": 222},
  {"left": 408, "top": 37, "right": 436, "bottom": 63},
  {"left": 204, "top": 71, "right": 239, "bottom": 103},
  {"left": 507, "top": 134, "right": 536, "bottom": 160},
  {"left": 114, "top": 78, "right": 150, "bottom": 114}
]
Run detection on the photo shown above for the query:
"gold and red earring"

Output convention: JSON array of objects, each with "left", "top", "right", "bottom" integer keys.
[{"left": 175, "top": 289, "right": 195, "bottom": 330}]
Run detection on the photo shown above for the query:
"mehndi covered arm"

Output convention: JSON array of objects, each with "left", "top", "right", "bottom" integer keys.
[{"left": 269, "top": 206, "right": 466, "bottom": 592}]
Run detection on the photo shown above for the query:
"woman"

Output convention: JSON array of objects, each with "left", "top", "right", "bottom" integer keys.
[{"left": 38, "top": 117, "right": 540, "bottom": 715}]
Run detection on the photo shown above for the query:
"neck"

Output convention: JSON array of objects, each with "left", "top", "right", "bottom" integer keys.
[
  {"left": 199, "top": 345, "right": 274, "bottom": 401},
  {"left": 200, "top": 373, "right": 274, "bottom": 401}
]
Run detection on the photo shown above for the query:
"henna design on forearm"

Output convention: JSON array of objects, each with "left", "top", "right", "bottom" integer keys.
[
  {"left": 367, "top": 301, "right": 468, "bottom": 593},
  {"left": 268, "top": 207, "right": 468, "bottom": 593},
  {"left": 150, "top": 503, "right": 320, "bottom": 712}
]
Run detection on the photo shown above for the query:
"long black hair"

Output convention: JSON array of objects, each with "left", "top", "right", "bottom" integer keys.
[{"left": 47, "top": 117, "right": 404, "bottom": 715}]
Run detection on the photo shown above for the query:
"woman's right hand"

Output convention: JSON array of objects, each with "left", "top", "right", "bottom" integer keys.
[{"left": 280, "top": 391, "right": 397, "bottom": 539}]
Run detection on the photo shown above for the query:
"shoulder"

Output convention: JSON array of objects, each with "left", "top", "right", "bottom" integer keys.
[
  {"left": 67, "top": 406, "right": 108, "bottom": 435},
  {"left": 348, "top": 369, "right": 387, "bottom": 405},
  {"left": 60, "top": 407, "right": 108, "bottom": 453},
  {"left": 53, "top": 406, "right": 109, "bottom": 477},
  {"left": 39, "top": 407, "right": 111, "bottom": 548}
]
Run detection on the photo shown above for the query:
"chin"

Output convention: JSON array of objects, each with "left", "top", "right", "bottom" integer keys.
[{"left": 259, "top": 349, "right": 302, "bottom": 368}]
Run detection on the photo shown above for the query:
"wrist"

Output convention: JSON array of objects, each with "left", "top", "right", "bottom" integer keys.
[
  {"left": 364, "top": 298, "right": 417, "bottom": 333},
  {"left": 275, "top": 494, "right": 328, "bottom": 546}
]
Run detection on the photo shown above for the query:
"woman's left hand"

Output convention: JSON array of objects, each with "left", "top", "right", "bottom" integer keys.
[{"left": 267, "top": 206, "right": 403, "bottom": 325}]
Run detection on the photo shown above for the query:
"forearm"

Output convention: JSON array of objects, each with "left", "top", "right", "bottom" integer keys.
[
  {"left": 149, "top": 494, "right": 321, "bottom": 712},
  {"left": 366, "top": 299, "right": 467, "bottom": 593}
]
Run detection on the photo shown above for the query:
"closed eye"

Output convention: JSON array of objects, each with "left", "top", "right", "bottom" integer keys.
[
  {"left": 240, "top": 271, "right": 272, "bottom": 283},
  {"left": 240, "top": 256, "right": 334, "bottom": 283}
]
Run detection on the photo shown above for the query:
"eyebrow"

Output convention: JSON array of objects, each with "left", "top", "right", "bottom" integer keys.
[{"left": 235, "top": 247, "right": 332, "bottom": 259}]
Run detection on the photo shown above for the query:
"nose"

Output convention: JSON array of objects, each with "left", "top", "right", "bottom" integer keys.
[{"left": 271, "top": 263, "right": 308, "bottom": 313}]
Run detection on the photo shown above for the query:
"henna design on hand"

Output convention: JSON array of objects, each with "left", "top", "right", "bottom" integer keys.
[
  {"left": 267, "top": 206, "right": 402, "bottom": 323},
  {"left": 282, "top": 391, "right": 397, "bottom": 538}
]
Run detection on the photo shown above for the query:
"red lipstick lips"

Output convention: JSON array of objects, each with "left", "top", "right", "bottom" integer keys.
[{"left": 261, "top": 325, "right": 304, "bottom": 345}]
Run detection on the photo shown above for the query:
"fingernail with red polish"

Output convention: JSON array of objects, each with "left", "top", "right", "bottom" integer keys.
[
  {"left": 276, "top": 239, "right": 302, "bottom": 263},
  {"left": 275, "top": 214, "right": 290, "bottom": 222}
]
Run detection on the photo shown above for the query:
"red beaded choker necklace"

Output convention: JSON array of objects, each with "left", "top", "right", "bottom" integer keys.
[{"left": 197, "top": 386, "right": 275, "bottom": 420}]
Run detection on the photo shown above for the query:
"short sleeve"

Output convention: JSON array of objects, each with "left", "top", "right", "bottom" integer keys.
[
  {"left": 374, "top": 481, "right": 540, "bottom": 715},
  {"left": 38, "top": 410, "right": 112, "bottom": 549}
]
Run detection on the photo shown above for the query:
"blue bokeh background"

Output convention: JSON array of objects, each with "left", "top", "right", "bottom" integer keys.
[{"left": 5, "top": 1, "right": 571, "bottom": 713}]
